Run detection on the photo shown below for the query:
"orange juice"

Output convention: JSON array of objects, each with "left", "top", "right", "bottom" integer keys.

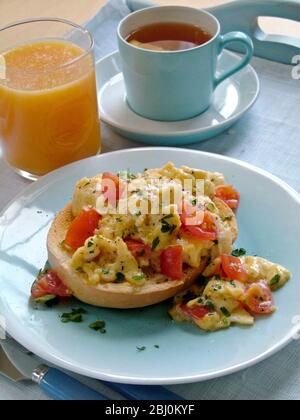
[{"left": 0, "top": 40, "right": 101, "bottom": 177}]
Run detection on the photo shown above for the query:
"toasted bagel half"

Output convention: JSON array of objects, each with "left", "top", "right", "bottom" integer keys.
[{"left": 47, "top": 204, "right": 208, "bottom": 309}]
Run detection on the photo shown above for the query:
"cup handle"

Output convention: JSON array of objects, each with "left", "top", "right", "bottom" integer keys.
[{"left": 214, "top": 32, "right": 254, "bottom": 87}]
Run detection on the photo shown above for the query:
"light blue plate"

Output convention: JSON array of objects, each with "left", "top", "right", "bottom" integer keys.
[
  {"left": 97, "top": 50, "right": 260, "bottom": 145},
  {"left": 0, "top": 148, "right": 299, "bottom": 385}
]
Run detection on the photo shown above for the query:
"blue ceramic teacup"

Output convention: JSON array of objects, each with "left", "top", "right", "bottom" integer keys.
[{"left": 118, "top": 6, "right": 254, "bottom": 122}]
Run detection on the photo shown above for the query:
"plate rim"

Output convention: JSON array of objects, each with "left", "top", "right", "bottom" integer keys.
[
  {"left": 97, "top": 50, "right": 260, "bottom": 138},
  {"left": 0, "top": 147, "right": 299, "bottom": 385}
]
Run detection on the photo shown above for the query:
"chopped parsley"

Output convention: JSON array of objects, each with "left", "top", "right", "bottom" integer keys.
[
  {"left": 270, "top": 274, "right": 281, "bottom": 286},
  {"left": 220, "top": 307, "right": 231, "bottom": 318},
  {"left": 152, "top": 237, "right": 160, "bottom": 251},
  {"left": 161, "top": 215, "right": 177, "bottom": 234},
  {"left": 213, "top": 240, "right": 219, "bottom": 245},
  {"left": 206, "top": 300, "right": 215, "bottom": 312},
  {"left": 34, "top": 294, "right": 56, "bottom": 304},
  {"left": 191, "top": 199, "right": 197, "bottom": 206},
  {"left": 102, "top": 268, "right": 110, "bottom": 275},
  {"left": 154, "top": 345, "right": 160, "bottom": 349},
  {"left": 136, "top": 346, "right": 146, "bottom": 352},
  {"left": 231, "top": 248, "right": 246, "bottom": 257},
  {"left": 89, "top": 320, "right": 106, "bottom": 334},
  {"left": 116, "top": 272, "right": 125, "bottom": 283},
  {"left": 230, "top": 281, "right": 237, "bottom": 288},
  {"left": 132, "top": 274, "right": 145, "bottom": 282},
  {"left": 87, "top": 240, "right": 94, "bottom": 248},
  {"left": 61, "top": 308, "right": 87, "bottom": 323}
]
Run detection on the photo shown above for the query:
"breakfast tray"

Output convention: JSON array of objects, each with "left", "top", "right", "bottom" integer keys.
[{"left": 0, "top": 0, "right": 299, "bottom": 401}]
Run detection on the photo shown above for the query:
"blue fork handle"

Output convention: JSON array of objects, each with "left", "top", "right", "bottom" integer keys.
[
  {"left": 36, "top": 367, "right": 109, "bottom": 400},
  {"left": 105, "top": 382, "right": 184, "bottom": 400}
]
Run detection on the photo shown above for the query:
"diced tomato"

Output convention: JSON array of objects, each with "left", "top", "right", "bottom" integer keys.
[
  {"left": 102, "top": 172, "right": 124, "bottom": 206},
  {"left": 180, "top": 303, "right": 210, "bottom": 321},
  {"left": 221, "top": 254, "right": 248, "bottom": 282},
  {"left": 65, "top": 208, "right": 101, "bottom": 250},
  {"left": 181, "top": 211, "right": 218, "bottom": 241},
  {"left": 160, "top": 246, "right": 183, "bottom": 280},
  {"left": 180, "top": 202, "right": 204, "bottom": 226},
  {"left": 211, "top": 259, "right": 226, "bottom": 278},
  {"left": 215, "top": 185, "right": 240, "bottom": 210},
  {"left": 241, "top": 281, "right": 275, "bottom": 315},
  {"left": 125, "top": 239, "right": 152, "bottom": 260},
  {"left": 31, "top": 269, "right": 72, "bottom": 299}
]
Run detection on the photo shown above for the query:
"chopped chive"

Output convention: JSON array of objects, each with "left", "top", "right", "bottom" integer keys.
[
  {"left": 154, "top": 345, "right": 160, "bottom": 349},
  {"left": 34, "top": 294, "right": 56, "bottom": 304},
  {"left": 101, "top": 268, "right": 110, "bottom": 275},
  {"left": 136, "top": 346, "right": 146, "bottom": 352},
  {"left": 220, "top": 307, "right": 231, "bottom": 318},
  {"left": 116, "top": 272, "right": 125, "bottom": 283},
  {"left": 89, "top": 321, "right": 106, "bottom": 334},
  {"left": 132, "top": 274, "right": 145, "bottom": 282},
  {"left": 231, "top": 248, "right": 246, "bottom": 257},
  {"left": 270, "top": 274, "right": 281, "bottom": 286},
  {"left": 60, "top": 308, "right": 87, "bottom": 323},
  {"left": 152, "top": 237, "right": 160, "bottom": 251},
  {"left": 206, "top": 300, "right": 215, "bottom": 312}
]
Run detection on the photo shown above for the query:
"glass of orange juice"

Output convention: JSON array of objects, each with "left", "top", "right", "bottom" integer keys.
[{"left": 0, "top": 18, "right": 101, "bottom": 180}]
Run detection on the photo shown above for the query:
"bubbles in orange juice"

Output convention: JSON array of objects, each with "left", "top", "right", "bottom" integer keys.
[{"left": 3, "top": 40, "right": 93, "bottom": 90}]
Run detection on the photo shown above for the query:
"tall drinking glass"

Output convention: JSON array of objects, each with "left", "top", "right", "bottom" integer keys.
[{"left": 0, "top": 18, "right": 101, "bottom": 180}]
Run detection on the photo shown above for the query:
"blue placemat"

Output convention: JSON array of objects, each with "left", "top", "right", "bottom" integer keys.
[{"left": 0, "top": 0, "right": 299, "bottom": 401}]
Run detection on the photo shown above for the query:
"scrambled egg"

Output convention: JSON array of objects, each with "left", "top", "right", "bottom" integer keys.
[
  {"left": 71, "top": 234, "right": 145, "bottom": 286},
  {"left": 64, "top": 161, "right": 291, "bottom": 333},
  {"left": 170, "top": 255, "right": 291, "bottom": 332},
  {"left": 68, "top": 162, "right": 234, "bottom": 286}
]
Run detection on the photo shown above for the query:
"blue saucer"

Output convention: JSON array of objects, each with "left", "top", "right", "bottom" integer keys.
[{"left": 97, "top": 50, "right": 259, "bottom": 145}]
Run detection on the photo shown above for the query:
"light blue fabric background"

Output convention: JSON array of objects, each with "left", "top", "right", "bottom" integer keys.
[{"left": 0, "top": 0, "right": 299, "bottom": 400}]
